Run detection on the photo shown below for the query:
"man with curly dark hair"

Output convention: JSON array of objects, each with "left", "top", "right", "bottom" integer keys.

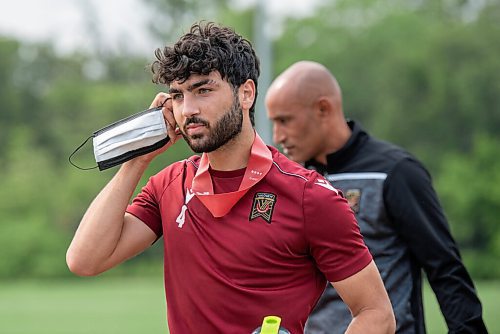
[
  {"left": 66, "top": 22, "right": 395, "bottom": 334},
  {"left": 151, "top": 22, "right": 260, "bottom": 127}
]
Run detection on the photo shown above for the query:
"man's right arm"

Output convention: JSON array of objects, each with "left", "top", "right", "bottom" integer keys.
[
  {"left": 66, "top": 159, "right": 158, "bottom": 276},
  {"left": 333, "top": 261, "right": 396, "bottom": 334},
  {"left": 66, "top": 93, "right": 179, "bottom": 276}
]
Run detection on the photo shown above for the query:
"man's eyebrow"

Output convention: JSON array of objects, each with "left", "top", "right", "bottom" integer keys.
[
  {"left": 169, "top": 79, "right": 218, "bottom": 94},
  {"left": 168, "top": 87, "right": 181, "bottom": 94},
  {"left": 188, "top": 79, "right": 218, "bottom": 91}
]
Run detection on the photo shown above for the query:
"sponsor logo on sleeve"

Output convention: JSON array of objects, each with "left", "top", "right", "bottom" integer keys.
[{"left": 314, "top": 178, "right": 339, "bottom": 195}]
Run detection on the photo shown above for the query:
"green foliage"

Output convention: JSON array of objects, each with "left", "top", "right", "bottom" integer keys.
[
  {"left": 0, "top": 37, "right": 193, "bottom": 279},
  {"left": 436, "top": 135, "right": 500, "bottom": 266},
  {"left": 0, "top": 126, "right": 69, "bottom": 278},
  {"left": 434, "top": 133, "right": 500, "bottom": 279}
]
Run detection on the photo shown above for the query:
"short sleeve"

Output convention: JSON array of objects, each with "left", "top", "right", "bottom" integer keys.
[
  {"left": 127, "top": 178, "right": 163, "bottom": 237},
  {"left": 304, "top": 174, "right": 372, "bottom": 282}
]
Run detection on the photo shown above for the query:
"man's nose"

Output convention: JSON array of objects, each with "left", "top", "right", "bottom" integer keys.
[{"left": 181, "top": 95, "right": 200, "bottom": 118}]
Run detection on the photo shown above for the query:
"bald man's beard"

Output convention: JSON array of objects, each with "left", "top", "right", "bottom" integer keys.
[{"left": 182, "top": 95, "right": 243, "bottom": 153}]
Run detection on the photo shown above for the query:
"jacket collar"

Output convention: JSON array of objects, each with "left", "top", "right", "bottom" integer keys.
[{"left": 305, "top": 120, "right": 368, "bottom": 174}]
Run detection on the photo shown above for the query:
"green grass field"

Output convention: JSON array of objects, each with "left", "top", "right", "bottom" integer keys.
[
  {"left": 0, "top": 276, "right": 167, "bottom": 334},
  {"left": 0, "top": 277, "right": 498, "bottom": 333}
]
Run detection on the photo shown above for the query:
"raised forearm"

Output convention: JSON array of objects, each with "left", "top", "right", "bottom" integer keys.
[{"left": 66, "top": 159, "right": 150, "bottom": 276}]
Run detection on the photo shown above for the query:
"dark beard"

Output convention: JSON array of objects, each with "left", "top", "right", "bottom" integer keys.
[{"left": 183, "top": 93, "right": 243, "bottom": 153}]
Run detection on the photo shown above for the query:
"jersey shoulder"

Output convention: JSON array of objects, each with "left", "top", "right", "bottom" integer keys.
[
  {"left": 149, "top": 154, "right": 200, "bottom": 187},
  {"left": 269, "top": 146, "right": 317, "bottom": 181},
  {"left": 269, "top": 147, "right": 340, "bottom": 194}
]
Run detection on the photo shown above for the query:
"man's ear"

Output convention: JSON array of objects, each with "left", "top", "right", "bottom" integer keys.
[
  {"left": 317, "top": 97, "right": 333, "bottom": 118},
  {"left": 239, "top": 79, "right": 256, "bottom": 110}
]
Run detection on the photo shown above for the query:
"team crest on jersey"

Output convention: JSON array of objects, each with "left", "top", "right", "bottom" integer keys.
[
  {"left": 345, "top": 189, "right": 361, "bottom": 213},
  {"left": 249, "top": 192, "right": 277, "bottom": 224}
]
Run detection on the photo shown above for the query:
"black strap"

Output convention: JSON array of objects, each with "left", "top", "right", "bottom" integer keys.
[{"left": 68, "top": 135, "right": 98, "bottom": 170}]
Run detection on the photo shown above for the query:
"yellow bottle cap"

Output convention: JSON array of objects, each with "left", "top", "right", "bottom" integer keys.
[{"left": 260, "top": 316, "right": 281, "bottom": 334}]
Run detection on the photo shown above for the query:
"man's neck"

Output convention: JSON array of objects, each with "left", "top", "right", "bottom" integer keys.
[
  {"left": 315, "top": 119, "right": 352, "bottom": 165},
  {"left": 206, "top": 126, "right": 255, "bottom": 171}
]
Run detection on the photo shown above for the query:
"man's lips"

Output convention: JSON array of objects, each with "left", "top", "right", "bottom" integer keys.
[{"left": 186, "top": 123, "right": 205, "bottom": 135}]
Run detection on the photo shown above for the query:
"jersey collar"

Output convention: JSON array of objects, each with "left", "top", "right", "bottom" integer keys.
[{"left": 192, "top": 132, "right": 272, "bottom": 217}]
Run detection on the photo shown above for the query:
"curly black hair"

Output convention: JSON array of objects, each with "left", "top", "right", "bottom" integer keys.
[{"left": 151, "top": 21, "right": 261, "bottom": 126}]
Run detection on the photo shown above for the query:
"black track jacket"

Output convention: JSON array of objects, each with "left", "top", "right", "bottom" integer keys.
[{"left": 304, "top": 121, "right": 487, "bottom": 334}]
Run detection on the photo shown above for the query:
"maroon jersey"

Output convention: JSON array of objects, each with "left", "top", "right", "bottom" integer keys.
[{"left": 127, "top": 146, "right": 371, "bottom": 334}]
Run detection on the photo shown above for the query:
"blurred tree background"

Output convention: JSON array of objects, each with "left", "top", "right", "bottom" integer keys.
[{"left": 0, "top": 0, "right": 499, "bottom": 281}]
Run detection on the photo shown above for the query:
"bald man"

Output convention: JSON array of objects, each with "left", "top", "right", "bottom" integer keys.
[{"left": 266, "top": 61, "right": 487, "bottom": 334}]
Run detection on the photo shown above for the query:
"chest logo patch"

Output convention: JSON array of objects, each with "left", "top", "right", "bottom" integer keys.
[
  {"left": 249, "top": 192, "right": 277, "bottom": 224},
  {"left": 345, "top": 189, "right": 361, "bottom": 214}
]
